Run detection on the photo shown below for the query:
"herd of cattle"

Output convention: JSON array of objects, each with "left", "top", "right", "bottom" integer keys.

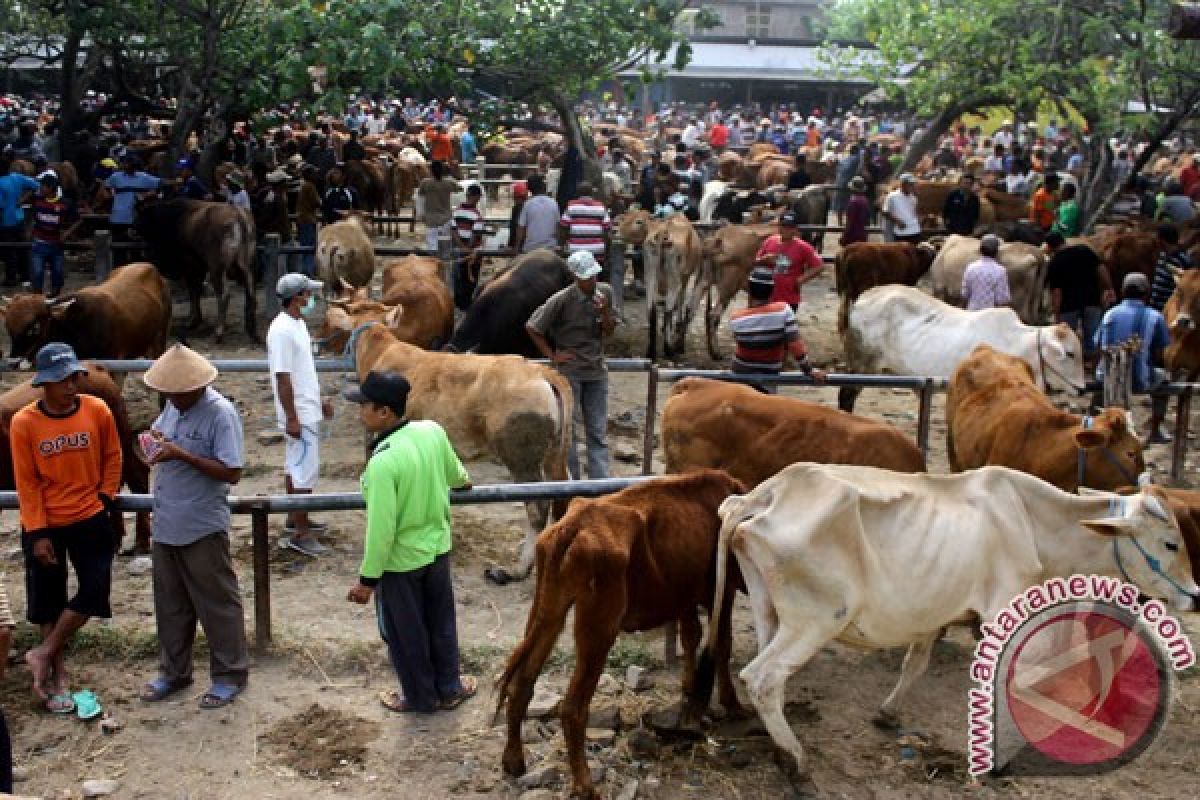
[{"left": 4, "top": 157, "right": 1200, "bottom": 793}]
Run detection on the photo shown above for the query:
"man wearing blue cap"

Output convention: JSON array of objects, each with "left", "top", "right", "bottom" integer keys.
[
  {"left": 177, "top": 159, "right": 211, "bottom": 201},
  {"left": 343, "top": 370, "right": 477, "bottom": 713},
  {"left": 10, "top": 343, "right": 123, "bottom": 712}
]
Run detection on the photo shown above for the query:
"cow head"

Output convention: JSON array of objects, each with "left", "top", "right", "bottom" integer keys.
[
  {"left": 317, "top": 299, "right": 388, "bottom": 354},
  {"left": 1082, "top": 487, "right": 1199, "bottom": 611},
  {"left": 1074, "top": 407, "right": 1146, "bottom": 490},
  {"left": 617, "top": 210, "right": 653, "bottom": 246},
  {"left": 1169, "top": 269, "right": 1200, "bottom": 336},
  {"left": 0, "top": 293, "right": 55, "bottom": 360},
  {"left": 1039, "top": 323, "right": 1088, "bottom": 397}
]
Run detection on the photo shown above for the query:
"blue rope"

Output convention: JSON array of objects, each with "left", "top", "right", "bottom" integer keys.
[{"left": 1113, "top": 535, "right": 1196, "bottom": 599}]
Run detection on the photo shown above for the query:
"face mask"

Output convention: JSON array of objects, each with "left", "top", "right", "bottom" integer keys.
[{"left": 301, "top": 296, "right": 317, "bottom": 316}]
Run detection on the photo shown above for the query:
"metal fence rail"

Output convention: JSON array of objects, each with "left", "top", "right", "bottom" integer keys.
[{"left": 0, "top": 478, "right": 650, "bottom": 650}]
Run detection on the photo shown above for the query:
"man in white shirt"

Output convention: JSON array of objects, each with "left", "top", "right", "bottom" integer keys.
[
  {"left": 993, "top": 122, "right": 1013, "bottom": 150},
  {"left": 267, "top": 273, "right": 332, "bottom": 557},
  {"left": 512, "top": 174, "right": 561, "bottom": 254},
  {"left": 882, "top": 174, "right": 921, "bottom": 243},
  {"left": 681, "top": 119, "right": 701, "bottom": 150}
]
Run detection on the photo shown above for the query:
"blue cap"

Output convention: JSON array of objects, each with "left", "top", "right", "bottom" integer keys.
[{"left": 31, "top": 342, "right": 87, "bottom": 387}]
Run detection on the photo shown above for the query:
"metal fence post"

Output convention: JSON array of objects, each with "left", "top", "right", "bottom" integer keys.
[
  {"left": 94, "top": 230, "right": 112, "bottom": 282},
  {"left": 916, "top": 378, "right": 935, "bottom": 457},
  {"left": 475, "top": 156, "right": 487, "bottom": 182},
  {"left": 251, "top": 501, "right": 272, "bottom": 650},
  {"left": 1171, "top": 386, "right": 1193, "bottom": 485},
  {"left": 264, "top": 234, "right": 282, "bottom": 318},
  {"left": 608, "top": 241, "right": 626, "bottom": 315}
]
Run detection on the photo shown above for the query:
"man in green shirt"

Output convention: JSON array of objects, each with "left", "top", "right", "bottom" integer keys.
[
  {"left": 343, "top": 370, "right": 476, "bottom": 713},
  {"left": 1051, "top": 181, "right": 1081, "bottom": 237}
]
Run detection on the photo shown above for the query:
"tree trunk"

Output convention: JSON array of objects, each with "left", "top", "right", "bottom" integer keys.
[
  {"left": 1079, "top": 137, "right": 1114, "bottom": 234},
  {"left": 548, "top": 91, "right": 604, "bottom": 197},
  {"left": 899, "top": 94, "right": 1004, "bottom": 174}
]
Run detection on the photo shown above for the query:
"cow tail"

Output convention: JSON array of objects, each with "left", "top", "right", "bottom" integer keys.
[
  {"left": 835, "top": 250, "right": 851, "bottom": 333},
  {"left": 694, "top": 490, "right": 751, "bottom": 711},
  {"left": 543, "top": 368, "right": 574, "bottom": 520}
]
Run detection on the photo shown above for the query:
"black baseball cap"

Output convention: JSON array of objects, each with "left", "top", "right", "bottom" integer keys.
[{"left": 344, "top": 370, "right": 411, "bottom": 414}]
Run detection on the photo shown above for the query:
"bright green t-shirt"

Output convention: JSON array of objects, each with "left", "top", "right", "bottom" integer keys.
[
  {"left": 359, "top": 420, "right": 470, "bottom": 579},
  {"left": 1051, "top": 199, "right": 1081, "bottom": 237}
]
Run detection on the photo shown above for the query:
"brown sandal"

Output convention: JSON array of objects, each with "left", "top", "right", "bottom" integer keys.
[
  {"left": 439, "top": 675, "right": 478, "bottom": 710},
  {"left": 379, "top": 689, "right": 427, "bottom": 713}
]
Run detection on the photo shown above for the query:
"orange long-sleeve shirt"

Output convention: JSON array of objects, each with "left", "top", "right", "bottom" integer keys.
[{"left": 10, "top": 394, "right": 122, "bottom": 535}]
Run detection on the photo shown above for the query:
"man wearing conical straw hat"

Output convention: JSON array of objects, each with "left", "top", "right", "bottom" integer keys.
[{"left": 138, "top": 344, "right": 249, "bottom": 709}]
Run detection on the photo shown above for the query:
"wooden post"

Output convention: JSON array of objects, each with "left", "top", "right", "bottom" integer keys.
[
  {"left": 263, "top": 234, "right": 282, "bottom": 319},
  {"left": 94, "top": 230, "right": 112, "bottom": 282},
  {"left": 916, "top": 379, "right": 935, "bottom": 457},
  {"left": 251, "top": 502, "right": 272, "bottom": 650},
  {"left": 1169, "top": 2, "right": 1200, "bottom": 38},
  {"left": 1170, "top": 386, "right": 1193, "bottom": 485}
]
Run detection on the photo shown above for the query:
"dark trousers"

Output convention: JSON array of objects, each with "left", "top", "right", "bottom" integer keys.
[
  {"left": 375, "top": 553, "right": 462, "bottom": 712},
  {"left": 152, "top": 534, "right": 249, "bottom": 686},
  {"left": 0, "top": 709, "right": 11, "bottom": 793},
  {"left": 0, "top": 225, "right": 24, "bottom": 285}
]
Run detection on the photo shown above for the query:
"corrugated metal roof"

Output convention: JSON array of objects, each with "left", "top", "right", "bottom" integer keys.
[{"left": 621, "top": 42, "right": 877, "bottom": 83}]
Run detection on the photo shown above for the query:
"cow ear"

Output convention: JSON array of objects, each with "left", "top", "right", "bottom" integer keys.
[
  {"left": 1053, "top": 323, "right": 1072, "bottom": 340},
  {"left": 384, "top": 304, "right": 405, "bottom": 327},
  {"left": 1074, "top": 426, "right": 1110, "bottom": 449},
  {"left": 1081, "top": 518, "right": 1135, "bottom": 537}
]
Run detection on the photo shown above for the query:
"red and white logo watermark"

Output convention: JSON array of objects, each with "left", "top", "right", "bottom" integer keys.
[{"left": 968, "top": 574, "right": 1194, "bottom": 776}]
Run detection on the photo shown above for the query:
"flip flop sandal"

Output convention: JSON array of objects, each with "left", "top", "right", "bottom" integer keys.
[
  {"left": 199, "top": 683, "right": 243, "bottom": 710},
  {"left": 439, "top": 675, "right": 478, "bottom": 710},
  {"left": 140, "top": 676, "right": 193, "bottom": 703},
  {"left": 378, "top": 689, "right": 431, "bottom": 713},
  {"left": 45, "top": 691, "right": 75, "bottom": 714},
  {"left": 73, "top": 689, "right": 103, "bottom": 720}
]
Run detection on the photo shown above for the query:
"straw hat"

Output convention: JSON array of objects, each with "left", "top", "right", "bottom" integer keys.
[{"left": 143, "top": 344, "right": 218, "bottom": 394}]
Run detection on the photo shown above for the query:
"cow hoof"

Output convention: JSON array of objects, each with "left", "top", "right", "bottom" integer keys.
[
  {"left": 500, "top": 748, "right": 526, "bottom": 777},
  {"left": 484, "top": 566, "right": 513, "bottom": 586},
  {"left": 771, "top": 749, "right": 819, "bottom": 798}
]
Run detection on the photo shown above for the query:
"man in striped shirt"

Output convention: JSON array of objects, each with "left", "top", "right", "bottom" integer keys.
[
  {"left": 451, "top": 185, "right": 485, "bottom": 310},
  {"left": 729, "top": 267, "right": 824, "bottom": 392},
  {"left": 558, "top": 182, "right": 610, "bottom": 264}
]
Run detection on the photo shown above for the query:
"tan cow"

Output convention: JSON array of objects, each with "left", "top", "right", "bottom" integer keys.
[
  {"left": 319, "top": 255, "right": 453, "bottom": 352},
  {"left": 696, "top": 223, "right": 772, "bottom": 358},
  {"left": 1165, "top": 268, "right": 1200, "bottom": 380},
  {"left": 352, "top": 323, "right": 572, "bottom": 583},
  {"left": 664, "top": 378, "right": 926, "bottom": 488},
  {"left": 947, "top": 345, "right": 1144, "bottom": 491},
  {"left": 316, "top": 216, "right": 375, "bottom": 290},
  {"left": 930, "top": 234, "right": 1047, "bottom": 323},
  {"left": 647, "top": 213, "right": 705, "bottom": 359}
]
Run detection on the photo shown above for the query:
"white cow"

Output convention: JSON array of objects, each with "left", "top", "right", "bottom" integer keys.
[
  {"left": 705, "top": 462, "right": 1198, "bottom": 792},
  {"left": 838, "top": 285, "right": 1086, "bottom": 412},
  {"left": 930, "top": 234, "right": 1048, "bottom": 323}
]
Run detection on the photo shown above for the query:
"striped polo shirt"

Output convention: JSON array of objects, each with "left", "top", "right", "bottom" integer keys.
[
  {"left": 452, "top": 202, "right": 484, "bottom": 246},
  {"left": 559, "top": 196, "right": 611, "bottom": 255},
  {"left": 730, "top": 302, "right": 801, "bottom": 373}
]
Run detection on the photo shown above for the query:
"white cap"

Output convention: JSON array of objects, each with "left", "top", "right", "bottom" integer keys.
[
  {"left": 276, "top": 272, "right": 323, "bottom": 300},
  {"left": 567, "top": 251, "right": 602, "bottom": 280}
]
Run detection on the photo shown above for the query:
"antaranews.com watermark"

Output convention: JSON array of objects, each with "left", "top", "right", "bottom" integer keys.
[{"left": 968, "top": 574, "right": 1195, "bottom": 777}]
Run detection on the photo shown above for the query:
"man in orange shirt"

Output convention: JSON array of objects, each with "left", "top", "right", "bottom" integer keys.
[
  {"left": 11, "top": 343, "right": 122, "bottom": 712},
  {"left": 428, "top": 124, "right": 454, "bottom": 165},
  {"left": 1030, "top": 173, "right": 1059, "bottom": 232}
]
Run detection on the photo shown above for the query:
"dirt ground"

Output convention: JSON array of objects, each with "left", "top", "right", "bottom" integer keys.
[{"left": 0, "top": 215, "right": 1198, "bottom": 800}]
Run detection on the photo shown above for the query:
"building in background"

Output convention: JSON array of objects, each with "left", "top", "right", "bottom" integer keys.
[{"left": 623, "top": 0, "right": 877, "bottom": 112}]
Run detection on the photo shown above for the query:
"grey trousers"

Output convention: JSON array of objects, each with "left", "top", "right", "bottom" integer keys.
[{"left": 152, "top": 534, "right": 249, "bottom": 686}]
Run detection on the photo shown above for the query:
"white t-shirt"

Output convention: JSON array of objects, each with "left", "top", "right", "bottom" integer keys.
[
  {"left": 884, "top": 189, "right": 921, "bottom": 236},
  {"left": 517, "top": 195, "right": 561, "bottom": 252},
  {"left": 993, "top": 130, "right": 1013, "bottom": 149},
  {"left": 266, "top": 312, "right": 323, "bottom": 428},
  {"left": 365, "top": 116, "right": 387, "bottom": 136}
]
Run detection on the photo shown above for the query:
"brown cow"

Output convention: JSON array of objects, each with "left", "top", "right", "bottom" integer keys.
[
  {"left": 342, "top": 159, "right": 390, "bottom": 214},
  {"left": 1161, "top": 489, "right": 1200, "bottom": 586},
  {"left": 663, "top": 378, "right": 926, "bottom": 486},
  {"left": 134, "top": 199, "right": 257, "bottom": 342},
  {"left": 0, "top": 363, "right": 151, "bottom": 552},
  {"left": 1164, "top": 268, "right": 1200, "bottom": 380},
  {"left": 496, "top": 470, "right": 746, "bottom": 800},
  {"left": 834, "top": 242, "right": 937, "bottom": 332},
  {"left": 353, "top": 323, "right": 572, "bottom": 583},
  {"left": 0, "top": 262, "right": 171, "bottom": 361},
  {"left": 946, "top": 345, "right": 1144, "bottom": 491},
  {"left": 1099, "top": 232, "right": 1164, "bottom": 292}
]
